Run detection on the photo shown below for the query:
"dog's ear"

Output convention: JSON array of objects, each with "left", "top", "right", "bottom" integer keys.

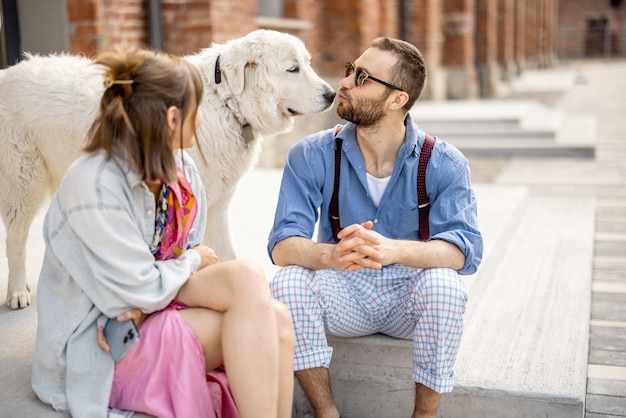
[{"left": 219, "top": 49, "right": 255, "bottom": 96}]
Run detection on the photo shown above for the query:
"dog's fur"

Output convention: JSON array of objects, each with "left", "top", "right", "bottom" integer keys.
[{"left": 0, "top": 29, "right": 336, "bottom": 309}]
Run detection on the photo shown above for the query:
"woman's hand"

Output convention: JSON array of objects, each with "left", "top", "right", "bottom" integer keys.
[
  {"left": 97, "top": 309, "right": 148, "bottom": 355},
  {"left": 192, "top": 244, "right": 219, "bottom": 270}
]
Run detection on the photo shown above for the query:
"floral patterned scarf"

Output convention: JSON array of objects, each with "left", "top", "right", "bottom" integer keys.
[{"left": 149, "top": 168, "right": 197, "bottom": 261}]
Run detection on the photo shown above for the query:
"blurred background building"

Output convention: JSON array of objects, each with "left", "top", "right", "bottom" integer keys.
[{"left": 0, "top": 0, "right": 624, "bottom": 100}]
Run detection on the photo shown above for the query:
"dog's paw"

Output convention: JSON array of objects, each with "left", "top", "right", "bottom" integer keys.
[{"left": 7, "top": 288, "right": 31, "bottom": 310}]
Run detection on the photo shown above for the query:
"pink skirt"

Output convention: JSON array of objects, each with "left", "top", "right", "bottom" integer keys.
[{"left": 109, "top": 305, "right": 238, "bottom": 418}]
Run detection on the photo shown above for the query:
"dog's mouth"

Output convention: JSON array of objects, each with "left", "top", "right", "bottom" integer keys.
[{"left": 287, "top": 108, "right": 300, "bottom": 116}]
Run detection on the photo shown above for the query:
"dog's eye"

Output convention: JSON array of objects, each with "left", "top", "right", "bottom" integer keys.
[{"left": 287, "top": 66, "right": 300, "bottom": 73}]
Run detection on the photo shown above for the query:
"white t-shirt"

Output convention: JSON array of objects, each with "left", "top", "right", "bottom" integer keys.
[{"left": 366, "top": 172, "right": 391, "bottom": 207}]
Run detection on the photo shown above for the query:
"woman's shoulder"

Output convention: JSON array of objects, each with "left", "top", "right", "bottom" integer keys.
[
  {"left": 62, "top": 153, "right": 106, "bottom": 186},
  {"left": 58, "top": 153, "right": 136, "bottom": 202}
]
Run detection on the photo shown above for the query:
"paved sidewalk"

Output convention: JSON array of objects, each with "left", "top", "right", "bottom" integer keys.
[{"left": 491, "top": 60, "right": 626, "bottom": 417}]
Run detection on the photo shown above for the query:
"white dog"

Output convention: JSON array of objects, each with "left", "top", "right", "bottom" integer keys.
[{"left": 0, "top": 29, "right": 336, "bottom": 309}]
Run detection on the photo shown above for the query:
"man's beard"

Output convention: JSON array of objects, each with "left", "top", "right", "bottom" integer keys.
[{"left": 337, "top": 91, "right": 390, "bottom": 127}]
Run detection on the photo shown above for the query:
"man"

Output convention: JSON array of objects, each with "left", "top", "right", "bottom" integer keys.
[{"left": 267, "top": 37, "right": 483, "bottom": 418}]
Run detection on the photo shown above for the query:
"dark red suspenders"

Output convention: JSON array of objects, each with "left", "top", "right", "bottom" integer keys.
[
  {"left": 329, "top": 126, "right": 435, "bottom": 243},
  {"left": 417, "top": 134, "right": 435, "bottom": 241},
  {"left": 329, "top": 135, "right": 343, "bottom": 242}
]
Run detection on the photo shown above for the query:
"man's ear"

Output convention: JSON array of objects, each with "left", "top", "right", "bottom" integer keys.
[
  {"left": 166, "top": 106, "right": 179, "bottom": 131},
  {"left": 389, "top": 91, "right": 410, "bottom": 110}
]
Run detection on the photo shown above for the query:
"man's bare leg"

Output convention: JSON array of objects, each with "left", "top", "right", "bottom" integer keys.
[
  {"left": 412, "top": 383, "right": 442, "bottom": 418},
  {"left": 295, "top": 367, "right": 340, "bottom": 418}
]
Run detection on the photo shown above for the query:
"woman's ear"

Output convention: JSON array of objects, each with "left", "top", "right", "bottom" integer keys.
[{"left": 166, "top": 106, "right": 179, "bottom": 132}]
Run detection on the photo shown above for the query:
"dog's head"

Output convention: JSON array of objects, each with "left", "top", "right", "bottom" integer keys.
[{"left": 213, "top": 30, "right": 336, "bottom": 135}]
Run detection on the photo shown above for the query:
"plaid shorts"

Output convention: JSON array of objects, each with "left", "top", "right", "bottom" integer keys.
[{"left": 269, "top": 264, "right": 467, "bottom": 393}]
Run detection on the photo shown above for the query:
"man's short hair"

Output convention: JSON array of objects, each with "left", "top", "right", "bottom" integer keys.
[{"left": 370, "top": 37, "right": 427, "bottom": 110}]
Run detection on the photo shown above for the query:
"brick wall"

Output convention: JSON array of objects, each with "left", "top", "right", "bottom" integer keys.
[
  {"left": 62, "top": 0, "right": 564, "bottom": 98},
  {"left": 66, "top": 0, "right": 258, "bottom": 57},
  {"left": 103, "top": 0, "right": 147, "bottom": 50},
  {"left": 66, "top": 0, "right": 102, "bottom": 56},
  {"left": 208, "top": 0, "right": 257, "bottom": 43},
  {"left": 283, "top": 0, "right": 323, "bottom": 69},
  {"left": 313, "top": 1, "right": 370, "bottom": 77},
  {"left": 161, "top": 0, "right": 210, "bottom": 55}
]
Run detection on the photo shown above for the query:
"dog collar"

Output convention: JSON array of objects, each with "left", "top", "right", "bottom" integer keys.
[{"left": 215, "top": 55, "right": 222, "bottom": 84}]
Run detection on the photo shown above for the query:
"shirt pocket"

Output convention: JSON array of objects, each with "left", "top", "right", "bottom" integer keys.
[{"left": 388, "top": 206, "right": 419, "bottom": 240}]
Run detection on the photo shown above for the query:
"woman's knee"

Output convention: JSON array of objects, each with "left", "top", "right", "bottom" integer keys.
[
  {"left": 223, "top": 260, "right": 272, "bottom": 306},
  {"left": 272, "top": 300, "right": 295, "bottom": 348}
]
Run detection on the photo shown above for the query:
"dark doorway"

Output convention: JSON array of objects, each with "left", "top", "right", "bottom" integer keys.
[
  {"left": 1, "top": 0, "right": 21, "bottom": 68},
  {"left": 585, "top": 17, "right": 620, "bottom": 57}
]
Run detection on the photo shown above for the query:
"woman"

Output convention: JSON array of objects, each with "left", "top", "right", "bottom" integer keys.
[{"left": 32, "top": 48, "right": 294, "bottom": 418}]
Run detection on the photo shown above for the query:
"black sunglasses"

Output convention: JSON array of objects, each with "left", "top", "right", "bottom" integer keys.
[{"left": 344, "top": 62, "right": 403, "bottom": 91}]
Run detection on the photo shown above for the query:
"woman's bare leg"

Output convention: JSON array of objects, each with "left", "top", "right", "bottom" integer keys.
[
  {"left": 177, "top": 308, "right": 224, "bottom": 370},
  {"left": 176, "top": 260, "right": 281, "bottom": 418},
  {"left": 272, "top": 300, "right": 295, "bottom": 418}
]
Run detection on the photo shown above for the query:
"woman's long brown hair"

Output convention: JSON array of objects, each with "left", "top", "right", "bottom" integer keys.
[{"left": 84, "top": 48, "right": 204, "bottom": 183}]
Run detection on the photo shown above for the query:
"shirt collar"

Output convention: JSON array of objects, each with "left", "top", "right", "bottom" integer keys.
[
  {"left": 109, "top": 151, "right": 144, "bottom": 188},
  {"left": 337, "top": 113, "right": 421, "bottom": 159}
]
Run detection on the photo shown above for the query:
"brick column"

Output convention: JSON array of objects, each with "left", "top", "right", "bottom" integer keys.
[
  {"left": 67, "top": 0, "right": 149, "bottom": 56},
  {"left": 102, "top": 0, "right": 147, "bottom": 51},
  {"left": 66, "top": 0, "right": 104, "bottom": 56},
  {"left": 406, "top": 0, "right": 446, "bottom": 100},
  {"left": 380, "top": 0, "right": 400, "bottom": 38},
  {"left": 514, "top": 0, "right": 527, "bottom": 73},
  {"left": 546, "top": 0, "right": 559, "bottom": 68},
  {"left": 535, "top": 0, "right": 548, "bottom": 68},
  {"left": 161, "top": 0, "right": 256, "bottom": 56},
  {"left": 525, "top": 0, "right": 538, "bottom": 67},
  {"left": 442, "top": 0, "right": 477, "bottom": 99},
  {"left": 497, "top": 0, "right": 516, "bottom": 81},
  {"left": 476, "top": 0, "right": 499, "bottom": 96}
]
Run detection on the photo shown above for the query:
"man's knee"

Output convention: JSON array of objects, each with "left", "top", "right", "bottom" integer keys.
[
  {"left": 269, "top": 265, "right": 312, "bottom": 302},
  {"left": 412, "top": 268, "right": 467, "bottom": 313}
]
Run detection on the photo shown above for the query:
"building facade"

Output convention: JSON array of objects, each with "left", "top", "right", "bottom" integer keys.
[
  {"left": 0, "top": 0, "right": 572, "bottom": 100},
  {"left": 557, "top": 0, "right": 626, "bottom": 60}
]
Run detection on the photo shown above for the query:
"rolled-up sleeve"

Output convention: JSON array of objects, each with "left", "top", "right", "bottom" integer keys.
[
  {"left": 426, "top": 144, "right": 483, "bottom": 275},
  {"left": 267, "top": 136, "right": 327, "bottom": 263}
]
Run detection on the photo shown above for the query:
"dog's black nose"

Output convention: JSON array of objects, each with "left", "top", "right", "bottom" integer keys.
[{"left": 324, "top": 90, "right": 337, "bottom": 104}]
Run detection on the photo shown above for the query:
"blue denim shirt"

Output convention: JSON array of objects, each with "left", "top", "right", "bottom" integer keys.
[
  {"left": 32, "top": 150, "right": 206, "bottom": 417},
  {"left": 267, "top": 114, "right": 483, "bottom": 275}
]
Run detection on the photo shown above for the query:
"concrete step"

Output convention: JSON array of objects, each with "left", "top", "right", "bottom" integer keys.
[
  {"left": 410, "top": 100, "right": 596, "bottom": 158},
  {"left": 293, "top": 194, "right": 595, "bottom": 418}
]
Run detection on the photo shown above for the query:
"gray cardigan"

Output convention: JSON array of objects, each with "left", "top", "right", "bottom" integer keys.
[{"left": 32, "top": 150, "right": 207, "bottom": 417}]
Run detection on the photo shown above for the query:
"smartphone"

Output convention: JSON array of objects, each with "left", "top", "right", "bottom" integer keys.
[{"left": 103, "top": 318, "right": 140, "bottom": 362}]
